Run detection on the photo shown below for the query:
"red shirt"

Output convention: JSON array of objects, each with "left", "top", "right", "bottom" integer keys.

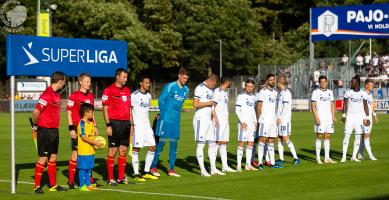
[
  {"left": 102, "top": 83, "right": 131, "bottom": 120},
  {"left": 36, "top": 86, "right": 61, "bottom": 128},
  {"left": 67, "top": 90, "right": 95, "bottom": 126}
]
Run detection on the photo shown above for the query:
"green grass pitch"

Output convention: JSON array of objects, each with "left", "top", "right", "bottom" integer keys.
[{"left": 0, "top": 111, "right": 388, "bottom": 200}]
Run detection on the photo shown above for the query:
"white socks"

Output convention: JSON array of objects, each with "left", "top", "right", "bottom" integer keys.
[
  {"left": 286, "top": 140, "right": 298, "bottom": 159},
  {"left": 237, "top": 146, "right": 244, "bottom": 167},
  {"left": 219, "top": 144, "right": 228, "bottom": 169},
  {"left": 132, "top": 150, "right": 155, "bottom": 174},
  {"left": 208, "top": 142, "right": 217, "bottom": 171},
  {"left": 364, "top": 137, "right": 374, "bottom": 158},
  {"left": 144, "top": 151, "right": 154, "bottom": 172},
  {"left": 258, "top": 142, "right": 265, "bottom": 164},
  {"left": 316, "top": 139, "right": 322, "bottom": 161},
  {"left": 268, "top": 143, "right": 275, "bottom": 165},
  {"left": 342, "top": 134, "right": 351, "bottom": 159},
  {"left": 246, "top": 146, "right": 253, "bottom": 166},
  {"left": 352, "top": 135, "right": 361, "bottom": 159},
  {"left": 132, "top": 151, "right": 139, "bottom": 175},
  {"left": 196, "top": 143, "right": 206, "bottom": 172},
  {"left": 324, "top": 139, "right": 330, "bottom": 160},
  {"left": 278, "top": 141, "right": 284, "bottom": 161}
]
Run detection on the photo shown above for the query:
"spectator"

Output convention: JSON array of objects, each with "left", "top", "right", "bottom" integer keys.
[
  {"left": 365, "top": 54, "right": 371, "bottom": 66},
  {"left": 356, "top": 54, "right": 364, "bottom": 74},
  {"left": 341, "top": 54, "right": 349, "bottom": 66}
]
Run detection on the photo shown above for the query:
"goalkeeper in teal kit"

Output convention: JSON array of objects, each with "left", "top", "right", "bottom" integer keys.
[{"left": 150, "top": 68, "right": 190, "bottom": 177}]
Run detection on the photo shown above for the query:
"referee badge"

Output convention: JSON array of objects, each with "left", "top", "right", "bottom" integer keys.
[{"left": 122, "top": 95, "right": 127, "bottom": 102}]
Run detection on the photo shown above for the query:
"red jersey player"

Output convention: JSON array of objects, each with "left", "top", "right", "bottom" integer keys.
[
  {"left": 32, "top": 71, "right": 67, "bottom": 193},
  {"left": 102, "top": 68, "right": 133, "bottom": 186},
  {"left": 66, "top": 73, "right": 102, "bottom": 189}
]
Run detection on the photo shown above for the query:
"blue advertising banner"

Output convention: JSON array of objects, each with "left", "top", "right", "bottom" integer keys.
[
  {"left": 311, "top": 4, "right": 389, "bottom": 41},
  {"left": 15, "top": 100, "right": 38, "bottom": 112},
  {"left": 6, "top": 34, "right": 127, "bottom": 77}
]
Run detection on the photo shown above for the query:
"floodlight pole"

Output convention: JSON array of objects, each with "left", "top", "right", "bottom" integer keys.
[
  {"left": 309, "top": 8, "right": 314, "bottom": 71},
  {"left": 10, "top": 76, "right": 15, "bottom": 194}
]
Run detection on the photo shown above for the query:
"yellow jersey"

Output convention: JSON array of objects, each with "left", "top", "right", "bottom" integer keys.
[{"left": 77, "top": 119, "right": 95, "bottom": 155}]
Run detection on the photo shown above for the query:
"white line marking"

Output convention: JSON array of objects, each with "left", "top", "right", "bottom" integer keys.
[{"left": 0, "top": 179, "right": 230, "bottom": 200}]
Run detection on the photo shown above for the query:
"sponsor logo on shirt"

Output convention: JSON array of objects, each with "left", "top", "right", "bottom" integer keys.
[{"left": 122, "top": 96, "right": 127, "bottom": 102}]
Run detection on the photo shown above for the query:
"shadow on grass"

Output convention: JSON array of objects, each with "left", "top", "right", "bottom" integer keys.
[{"left": 299, "top": 148, "right": 351, "bottom": 162}]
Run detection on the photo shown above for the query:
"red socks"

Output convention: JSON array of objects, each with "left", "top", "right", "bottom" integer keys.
[
  {"left": 34, "top": 162, "right": 45, "bottom": 188},
  {"left": 90, "top": 171, "right": 95, "bottom": 183},
  {"left": 47, "top": 161, "right": 57, "bottom": 187},
  {"left": 68, "top": 160, "right": 77, "bottom": 185},
  {"left": 118, "top": 155, "right": 127, "bottom": 181},
  {"left": 106, "top": 156, "right": 115, "bottom": 180}
]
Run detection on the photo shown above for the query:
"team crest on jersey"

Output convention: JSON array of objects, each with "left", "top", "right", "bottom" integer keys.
[
  {"left": 206, "top": 92, "right": 213, "bottom": 100},
  {"left": 39, "top": 99, "right": 47, "bottom": 106},
  {"left": 174, "top": 94, "right": 185, "bottom": 101},
  {"left": 102, "top": 95, "right": 108, "bottom": 101},
  {"left": 122, "top": 96, "right": 128, "bottom": 102},
  {"left": 268, "top": 96, "right": 277, "bottom": 103}
]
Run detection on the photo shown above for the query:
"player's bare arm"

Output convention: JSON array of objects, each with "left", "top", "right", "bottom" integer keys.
[
  {"left": 31, "top": 109, "right": 41, "bottom": 130},
  {"left": 193, "top": 98, "right": 214, "bottom": 109},
  {"left": 342, "top": 98, "right": 348, "bottom": 123},
  {"left": 331, "top": 101, "right": 337, "bottom": 123},
  {"left": 67, "top": 110, "right": 77, "bottom": 139},
  {"left": 103, "top": 105, "right": 112, "bottom": 136},
  {"left": 363, "top": 99, "right": 370, "bottom": 126},
  {"left": 311, "top": 101, "right": 320, "bottom": 125},
  {"left": 212, "top": 103, "right": 219, "bottom": 128}
]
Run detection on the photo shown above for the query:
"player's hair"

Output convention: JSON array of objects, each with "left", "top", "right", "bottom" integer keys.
[
  {"left": 208, "top": 73, "right": 219, "bottom": 82},
  {"left": 245, "top": 79, "right": 255, "bottom": 85},
  {"left": 139, "top": 74, "right": 151, "bottom": 83},
  {"left": 365, "top": 78, "right": 373, "bottom": 85},
  {"left": 51, "top": 71, "right": 65, "bottom": 84},
  {"left": 78, "top": 73, "right": 91, "bottom": 82},
  {"left": 221, "top": 76, "right": 232, "bottom": 84},
  {"left": 318, "top": 75, "right": 327, "bottom": 82},
  {"left": 179, "top": 67, "right": 190, "bottom": 76},
  {"left": 266, "top": 73, "right": 275, "bottom": 80},
  {"left": 79, "top": 103, "right": 94, "bottom": 117},
  {"left": 115, "top": 68, "right": 128, "bottom": 77},
  {"left": 352, "top": 75, "right": 361, "bottom": 85}
]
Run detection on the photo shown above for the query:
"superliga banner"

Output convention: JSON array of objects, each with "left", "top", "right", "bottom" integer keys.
[
  {"left": 311, "top": 4, "right": 389, "bottom": 41},
  {"left": 6, "top": 34, "right": 127, "bottom": 77}
]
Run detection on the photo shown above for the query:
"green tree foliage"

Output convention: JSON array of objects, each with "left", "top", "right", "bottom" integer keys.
[{"left": 1, "top": 0, "right": 388, "bottom": 83}]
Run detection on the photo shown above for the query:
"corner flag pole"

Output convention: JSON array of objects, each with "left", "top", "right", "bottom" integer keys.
[{"left": 10, "top": 75, "right": 16, "bottom": 194}]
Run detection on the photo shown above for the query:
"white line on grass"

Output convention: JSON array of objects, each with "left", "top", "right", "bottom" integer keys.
[{"left": 0, "top": 179, "right": 230, "bottom": 200}]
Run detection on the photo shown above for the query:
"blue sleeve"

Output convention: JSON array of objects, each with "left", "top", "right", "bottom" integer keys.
[
  {"left": 158, "top": 83, "right": 171, "bottom": 117},
  {"left": 80, "top": 120, "right": 86, "bottom": 136},
  {"left": 185, "top": 86, "right": 190, "bottom": 100}
]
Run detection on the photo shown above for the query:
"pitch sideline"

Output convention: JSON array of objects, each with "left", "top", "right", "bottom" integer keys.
[{"left": 0, "top": 179, "right": 230, "bottom": 200}]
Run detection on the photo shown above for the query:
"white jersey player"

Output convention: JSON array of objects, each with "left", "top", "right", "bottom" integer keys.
[
  {"left": 213, "top": 77, "right": 236, "bottom": 172},
  {"left": 131, "top": 77, "right": 159, "bottom": 181},
  {"left": 341, "top": 75, "right": 370, "bottom": 163},
  {"left": 235, "top": 79, "right": 258, "bottom": 171},
  {"left": 257, "top": 74, "right": 283, "bottom": 169},
  {"left": 358, "top": 79, "right": 378, "bottom": 161},
  {"left": 311, "top": 75, "right": 337, "bottom": 164},
  {"left": 275, "top": 76, "right": 300, "bottom": 165},
  {"left": 193, "top": 74, "right": 221, "bottom": 177}
]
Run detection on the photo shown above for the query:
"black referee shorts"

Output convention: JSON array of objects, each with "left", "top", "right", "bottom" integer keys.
[
  {"left": 108, "top": 120, "right": 131, "bottom": 148},
  {"left": 37, "top": 127, "right": 59, "bottom": 157}
]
